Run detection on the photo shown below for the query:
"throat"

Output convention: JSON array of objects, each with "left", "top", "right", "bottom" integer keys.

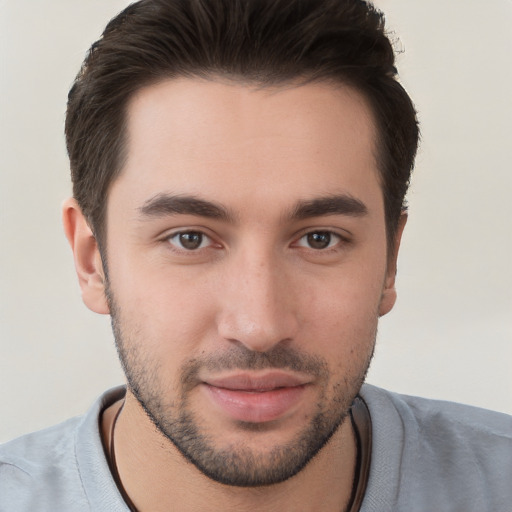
[{"left": 100, "top": 390, "right": 368, "bottom": 512}]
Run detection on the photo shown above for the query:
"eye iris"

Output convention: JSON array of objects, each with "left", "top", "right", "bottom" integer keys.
[
  {"left": 307, "top": 232, "right": 331, "bottom": 249},
  {"left": 179, "top": 232, "right": 203, "bottom": 250}
]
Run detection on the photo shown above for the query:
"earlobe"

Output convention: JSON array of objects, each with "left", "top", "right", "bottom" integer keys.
[
  {"left": 379, "top": 213, "right": 407, "bottom": 317},
  {"left": 62, "top": 198, "right": 110, "bottom": 315}
]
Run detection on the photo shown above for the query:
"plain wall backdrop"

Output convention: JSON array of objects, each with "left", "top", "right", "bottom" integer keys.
[{"left": 0, "top": 0, "right": 511, "bottom": 442}]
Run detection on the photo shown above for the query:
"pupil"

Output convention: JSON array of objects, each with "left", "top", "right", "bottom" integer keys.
[
  {"left": 179, "top": 232, "right": 202, "bottom": 250},
  {"left": 307, "top": 232, "right": 331, "bottom": 249}
]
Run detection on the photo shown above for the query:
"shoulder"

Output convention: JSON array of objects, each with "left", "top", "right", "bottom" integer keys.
[
  {"left": 361, "top": 383, "right": 512, "bottom": 437},
  {"left": 0, "top": 386, "right": 126, "bottom": 512},
  {"left": 359, "top": 384, "right": 512, "bottom": 512},
  {"left": 0, "top": 416, "right": 88, "bottom": 511},
  {"left": 0, "top": 414, "right": 81, "bottom": 458}
]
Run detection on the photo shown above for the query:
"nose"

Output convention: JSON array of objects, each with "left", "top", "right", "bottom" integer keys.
[{"left": 216, "top": 249, "right": 299, "bottom": 353}]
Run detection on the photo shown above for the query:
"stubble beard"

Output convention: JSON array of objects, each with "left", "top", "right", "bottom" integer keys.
[{"left": 107, "top": 290, "right": 375, "bottom": 487}]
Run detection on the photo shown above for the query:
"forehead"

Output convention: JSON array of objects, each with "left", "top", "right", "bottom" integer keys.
[{"left": 112, "top": 78, "right": 382, "bottom": 219}]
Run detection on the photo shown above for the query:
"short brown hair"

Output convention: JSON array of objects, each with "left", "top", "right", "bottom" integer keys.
[{"left": 66, "top": 0, "right": 419, "bottom": 248}]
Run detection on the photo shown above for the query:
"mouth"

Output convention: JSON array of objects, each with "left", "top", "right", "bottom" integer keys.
[{"left": 201, "top": 371, "right": 312, "bottom": 423}]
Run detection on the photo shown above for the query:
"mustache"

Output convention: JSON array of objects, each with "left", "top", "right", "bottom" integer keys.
[{"left": 180, "top": 345, "right": 329, "bottom": 386}]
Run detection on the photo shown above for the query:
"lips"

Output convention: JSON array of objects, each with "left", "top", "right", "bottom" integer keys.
[{"left": 202, "top": 371, "right": 310, "bottom": 423}]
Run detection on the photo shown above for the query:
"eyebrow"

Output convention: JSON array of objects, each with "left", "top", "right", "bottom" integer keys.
[
  {"left": 138, "top": 192, "right": 367, "bottom": 223},
  {"left": 138, "top": 194, "right": 234, "bottom": 222},
  {"left": 290, "top": 194, "right": 368, "bottom": 220}
]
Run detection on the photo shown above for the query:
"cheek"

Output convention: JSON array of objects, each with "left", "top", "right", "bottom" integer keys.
[
  {"left": 109, "top": 260, "right": 218, "bottom": 360},
  {"left": 298, "top": 267, "right": 383, "bottom": 355}
]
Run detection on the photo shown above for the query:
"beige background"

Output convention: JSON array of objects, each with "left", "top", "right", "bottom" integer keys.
[{"left": 0, "top": 0, "right": 511, "bottom": 442}]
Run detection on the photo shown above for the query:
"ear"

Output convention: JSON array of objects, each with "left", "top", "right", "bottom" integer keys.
[
  {"left": 379, "top": 213, "right": 407, "bottom": 317},
  {"left": 62, "top": 198, "right": 110, "bottom": 315}
]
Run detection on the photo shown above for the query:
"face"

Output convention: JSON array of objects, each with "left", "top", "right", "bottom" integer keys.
[{"left": 99, "top": 78, "right": 399, "bottom": 486}]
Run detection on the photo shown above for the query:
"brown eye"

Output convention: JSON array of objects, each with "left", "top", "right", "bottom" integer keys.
[
  {"left": 296, "top": 231, "right": 340, "bottom": 250},
  {"left": 179, "top": 232, "right": 203, "bottom": 249},
  {"left": 168, "top": 231, "right": 209, "bottom": 250},
  {"left": 307, "top": 232, "right": 332, "bottom": 249}
]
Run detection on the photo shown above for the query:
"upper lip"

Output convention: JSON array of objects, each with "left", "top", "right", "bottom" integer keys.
[{"left": 203, "top": 371, "right": 312, "bottom": 391}]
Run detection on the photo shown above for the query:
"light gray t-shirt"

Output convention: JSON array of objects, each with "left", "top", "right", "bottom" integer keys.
[{"left": 1, "top": 384, "right": 511, "bottom": 511}]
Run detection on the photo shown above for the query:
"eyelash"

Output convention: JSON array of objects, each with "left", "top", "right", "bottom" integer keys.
[
  {"left": 166, "top": 231, "right": 215, "bottom": 252},
  {"left": 294, "top": 231, "right": 344, "bottom": 251},
  {"left": 164, "top": 229, "right": 349, "bottom": 254}
]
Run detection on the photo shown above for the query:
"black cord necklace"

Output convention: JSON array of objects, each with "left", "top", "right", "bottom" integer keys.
[
  {"left": 108, "top": 398, "right": 369, "bottom": 512},
  {"left": 109, "top": 401, "right": 139, "bottom": 512}
]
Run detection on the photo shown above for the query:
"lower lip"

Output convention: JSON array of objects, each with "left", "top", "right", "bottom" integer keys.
[{"left": 202, "top": 384, "right": 306, "bottom": 423}]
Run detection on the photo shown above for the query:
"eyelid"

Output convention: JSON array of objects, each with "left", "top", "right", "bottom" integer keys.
[
  {"left": 292, "top": 226, "right": 351, "bottom": 242},
  {"left": 169, "top": 232, "right": 210, "bottom": 250},
  {"left": 158, "top": 226, "right": 351, "bottom": 254},
  {"left": 296, "top": 230, "right": 342, "bottom": 249},
  {"left": 161, "top": 227, "right": 222, "bottom": 252}
]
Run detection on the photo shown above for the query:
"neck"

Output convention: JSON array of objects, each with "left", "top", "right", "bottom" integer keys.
[{"left": 102, "top": 389, "right": 358, "bottom": 512}]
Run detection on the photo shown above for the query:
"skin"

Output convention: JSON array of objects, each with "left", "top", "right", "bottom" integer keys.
[{"left": 63, "top": 78, "right": 405, "bottom": 511}]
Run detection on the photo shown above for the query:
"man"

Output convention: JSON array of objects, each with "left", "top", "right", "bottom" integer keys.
[{"left": 0, "top": 0, "right": 510, "bottom": 511}]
